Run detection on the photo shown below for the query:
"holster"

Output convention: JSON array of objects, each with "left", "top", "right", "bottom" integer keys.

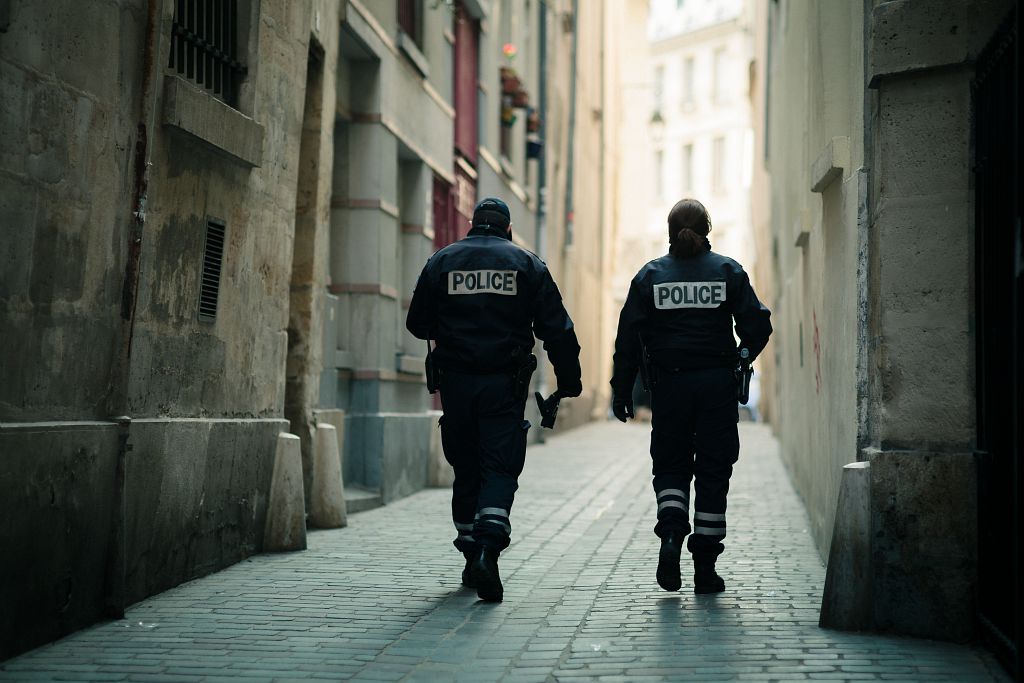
[
  {"left": 511, "top": 350, "right": 538, "bottom": 401},
  {"left": 638, "top": 334, "right": 656, "bottom": 391},
  {"left": 735, "top": 349, "right": 752, "bottom": 404},
  {"left": 425, "top": 341, "right": 440, "bottom": 394}
]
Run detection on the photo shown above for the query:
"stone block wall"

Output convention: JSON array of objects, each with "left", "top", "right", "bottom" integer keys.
[{"left": 0, "top": 0, "right": 341, "bottom": 659}]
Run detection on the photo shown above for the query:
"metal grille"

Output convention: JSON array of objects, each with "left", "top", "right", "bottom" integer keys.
[
  {"left": 168, "top": 0, "right": 247, "bottom": 107},
  {"left": 198, "top": 219, "right": 226, "bottom": 322},
  {"left": 397, "top": 0, "right": 421, "bottom": 45}
]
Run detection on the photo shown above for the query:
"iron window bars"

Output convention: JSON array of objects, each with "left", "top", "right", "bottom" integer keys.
[{"left": 168, "top": 0, "right": 247, "bottom": 107}]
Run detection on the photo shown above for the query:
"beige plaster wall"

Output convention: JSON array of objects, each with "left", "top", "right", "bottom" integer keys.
[{"left": 764, "top": 0, "right": 864, "bottom": 559}]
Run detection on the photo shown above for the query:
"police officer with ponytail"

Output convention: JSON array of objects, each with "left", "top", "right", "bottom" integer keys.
[
  {"left": 611, "top": 199, "right": 771, "bottom": 594},
  {"left": 407, "top": 197, "right": 582, "bottom": 602}
]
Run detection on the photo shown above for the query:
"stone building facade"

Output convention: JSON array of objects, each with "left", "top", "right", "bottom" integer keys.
[
  {"left": 0, "top": 0, "right": 617, "bottom": 659},
  {"left": 757, "top": 0, "right": 1020, "bottom": 659}
]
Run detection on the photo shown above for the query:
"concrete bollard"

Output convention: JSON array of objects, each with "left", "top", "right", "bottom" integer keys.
[
  {"left": 264, "top": 432, "right": 307, "bottom": 552},
  {"left": 309, "top": 423, "right": 347, "bottom": 528},
  {"left": 819, "top": 460, "right": 870, "bottom": 630}
]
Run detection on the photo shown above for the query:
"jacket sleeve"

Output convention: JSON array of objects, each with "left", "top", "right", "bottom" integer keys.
[
  {"left": 405, "top": 261, "right": 436, "bottom": 340},
  {"left": 532, "top": 267, "right": 582, "bottom": 395},
  {"left": 730, "top": 267, "right": 772, "bottom": 360},
  {"left": 610, "top": 277, "right": 650, "bottom": 399}
]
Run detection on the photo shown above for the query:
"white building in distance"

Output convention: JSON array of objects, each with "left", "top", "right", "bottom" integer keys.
[{"left": 621, "top": 0, "right": 756, "bottom": 280}]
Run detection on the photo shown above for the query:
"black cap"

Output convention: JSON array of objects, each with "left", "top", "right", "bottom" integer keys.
[{"left": 472, "top": 197, "right": 511, "bottom": 229}]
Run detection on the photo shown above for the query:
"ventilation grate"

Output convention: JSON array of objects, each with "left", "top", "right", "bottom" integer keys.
[{"left": 198, "top": 219, "right": 226, "bottom": 322}]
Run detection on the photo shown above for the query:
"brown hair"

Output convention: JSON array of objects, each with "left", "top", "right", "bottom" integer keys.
[{"left": 667, "top": 199, "right": 712, "bottom": 258}]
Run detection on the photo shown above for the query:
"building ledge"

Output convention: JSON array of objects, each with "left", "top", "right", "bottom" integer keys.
[
  {"left": 396, "top": 31, "right": 429, "bottom": 79},
  {"left": 867, "top": 0, "right": 975, "bottom": 87},
  {"left": 161, "top": 75, "right": 264, "bottom": 167},
  {"left": 395, "top": 354, "right": 424, "bottom": 376},
  {"left": 810, "top": 136, "right": 850, "bottom": 193}
]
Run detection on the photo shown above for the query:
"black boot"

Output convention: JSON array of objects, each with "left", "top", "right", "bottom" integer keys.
[
  {"left": 470, "top": 546, "right": 503, "bottom": 602},
  {"left": 461, "top": 550, "right": 477, "bottom": 588},
  {"left": 656, "top": 531, "right": 685, "bottom": 592},
  {"left": 693, "top": 557, "right": 725, "bottom": 594}
]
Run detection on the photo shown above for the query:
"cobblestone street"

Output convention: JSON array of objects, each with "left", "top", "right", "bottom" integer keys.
[{"left": 1, "top": 422, "right": 1007, "bottom": 682}]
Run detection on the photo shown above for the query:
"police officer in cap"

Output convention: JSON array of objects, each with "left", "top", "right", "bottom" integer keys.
[
  {"left": 406, "top": 197, "right": 582, "bottom": 602},
  {"left": 610, "top": 198, "right": 771, "bottom": 594}
]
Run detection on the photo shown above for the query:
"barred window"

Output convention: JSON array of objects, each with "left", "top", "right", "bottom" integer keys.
[
  {"left": 397, "top": 0, "right": 423, "bottom": 47},
  {"left": 168, "top": 0, "right": 248, "bottom": 108}
]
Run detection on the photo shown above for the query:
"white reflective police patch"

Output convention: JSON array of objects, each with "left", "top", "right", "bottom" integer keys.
[
  {"left": 653, "top": 281, "right": 726, "bottom": 309},
  {"left": 448, "top": 269, "right": 518, "bottom": 295}
]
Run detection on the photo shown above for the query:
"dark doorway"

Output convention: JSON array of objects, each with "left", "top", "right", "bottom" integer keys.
[{"left": 973, "top": 8, "right": 1020, "bottom": 678}]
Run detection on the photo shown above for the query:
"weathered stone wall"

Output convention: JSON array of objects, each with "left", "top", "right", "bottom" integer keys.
[
  {"left": 762, "top": 0, "right": 1014, "bottom": 642},
  {"left": 855, "top": 0, "right": 1012, "bottom": 641},
  {"left": 0, "top": 423, "right": 120, "bottom": 659},
  {"left": 0, "top": 0, "right": 340, "bottom": 658},
  {"left": 0, "top": 0, "right": 147, "bottom": 659},
  {"left": 0, "top": 0, "right": 144, "bottom": 421}
]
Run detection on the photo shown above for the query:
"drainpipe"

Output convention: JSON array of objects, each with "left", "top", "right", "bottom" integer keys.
[
  {"left": 535, "top": 1, "right": 550, "bottom": 439},
  {"left": 535, "top": 1, "right": 548, "bottom": 262},
  {"left": 564, "top": 0, "right": 578, "bottom": 250},
  {"left": 105, "top": 0, "right": 163, "bottom": 618}
]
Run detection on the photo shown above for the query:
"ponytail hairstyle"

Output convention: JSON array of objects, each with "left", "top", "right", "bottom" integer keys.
[{"left": 667, "top": 198, "right": 712, "bottom": 258}]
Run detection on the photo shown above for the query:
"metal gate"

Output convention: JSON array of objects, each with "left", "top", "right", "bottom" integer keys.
[{"left": 974, "top": 8, "right": 1021, "bottom": 678}]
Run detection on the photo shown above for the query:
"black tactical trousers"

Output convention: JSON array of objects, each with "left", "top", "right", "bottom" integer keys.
[
  {"left": 439, "top": 370, "right": 531, "bottom": 553},
  {"left": 649, "top": 366, "right": 739, "bottom": 561}
]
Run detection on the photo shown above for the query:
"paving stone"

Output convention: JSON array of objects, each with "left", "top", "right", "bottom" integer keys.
[{"left": 0, "top": 424, "right": 1009, "bottom": 682}]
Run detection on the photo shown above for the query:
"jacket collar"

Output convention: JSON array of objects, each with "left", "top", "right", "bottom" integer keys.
[{"left": 468, "top": 225, "right": 511, "bottom": 240}]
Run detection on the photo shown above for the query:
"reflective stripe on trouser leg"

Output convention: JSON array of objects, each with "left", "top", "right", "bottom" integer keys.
[
  {"left": 476, "top": 507, "right": 511, "bottom": 535},
  {"left": 692, "top": 511, "right": 726, "bottom": 537},
  {"left": 656, "top": 488, "right": 690, "bottom": 514},
  {"left": 654, "top": 487, "right": 691, "bottom": 539},
  {"left": 454, "top": 521, "right": 476, "bottom": 550},
  {"left": 688, "top": 510, "right": 727, "bottom": 559}
]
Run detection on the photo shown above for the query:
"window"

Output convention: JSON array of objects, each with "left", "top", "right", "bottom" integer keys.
[
  {"left": 681, "top": 143, "right": 693, "bottom": 192},
  {"left": 713, "top": 47, "right": 728, "bottom": 103},
  {"left": 712, "top": 136, "right": 726, "bottom": 192},
  {"left": 397, "top": 0, "right": 423, "bottom": 47},
  {"left": 433, "top": 176, "right": 456, "bottom": 249},
  {"left": 681, "top": 56, "right": 695, "bottom": 107},
  {"left": 453, "top": 4, "right": 480, "bottom": 163},
  {"left": 654, "top": 149, "right": 664, "bottom": 199},
  {"left": 168, "top": 0, "right": 247, "bottom": 108}
]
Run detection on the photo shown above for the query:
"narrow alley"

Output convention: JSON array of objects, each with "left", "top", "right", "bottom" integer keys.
[{"left": 1, "top": 423, "right": 1005, "bottom": 682}]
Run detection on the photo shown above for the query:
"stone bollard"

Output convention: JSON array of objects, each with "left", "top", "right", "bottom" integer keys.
[
  {"left": 264, "top": 432, "right": 307, "bottom": 552},
  {"left": 309, "top": 423, "right": 347, "bottom": 528},
  {"left": 819, "top": 461, "right": 870, "bottom": 630}
]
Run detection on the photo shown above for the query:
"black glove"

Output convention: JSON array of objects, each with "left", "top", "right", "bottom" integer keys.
[
  {"left": 612, "top": 396, "right": 634, "bottom": 423},
  {"left": 557, "top": 377, "right": 582, "bottom": 398}
]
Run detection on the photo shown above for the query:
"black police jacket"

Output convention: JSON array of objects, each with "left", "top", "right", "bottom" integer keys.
[
  {"left": 406, "top": 226, "right": 582, "bottom": 392},
  {"left": 610, "top": 246, "right": 772, "bottom": 398}
]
